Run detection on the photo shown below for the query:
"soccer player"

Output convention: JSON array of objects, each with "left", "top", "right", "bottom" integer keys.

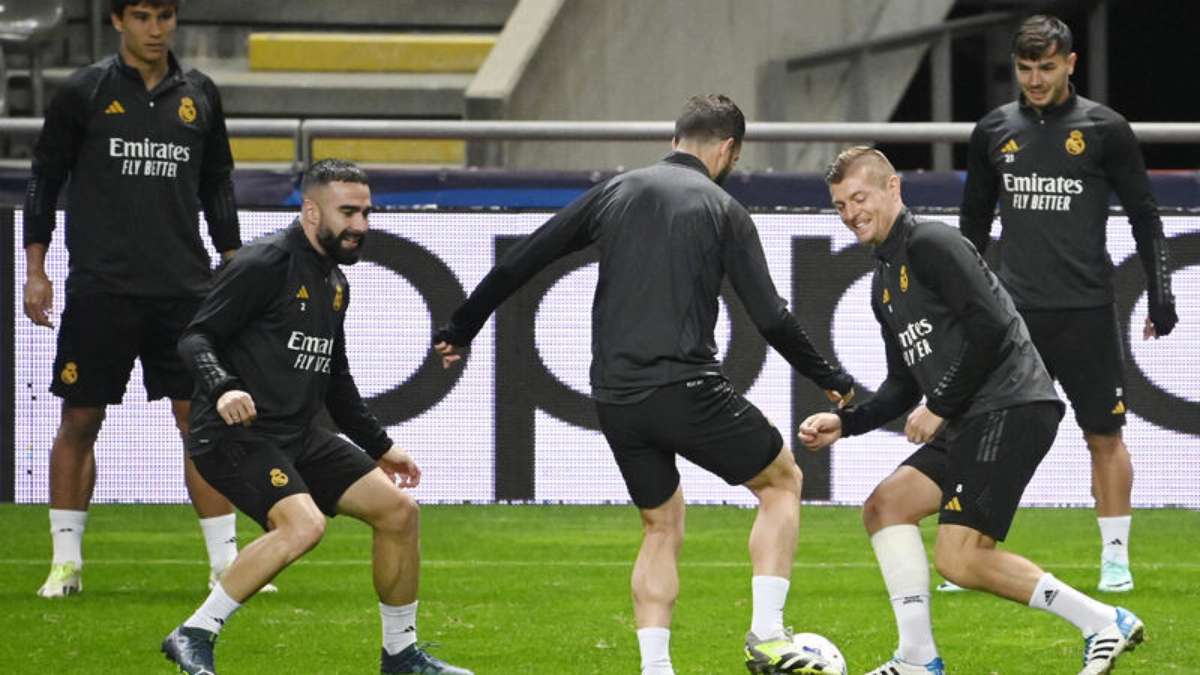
[
  {"left": 800, "top": 146, "right": 1144, "bottom": 675},
  {"left": 434, "top": 95, "right": 854, "bottom": 675},
  {"left": 960, "top": 14, "right": 1178, "bottom": 593},
  {"left": 161, "top": 159, "right": 471, "bottom": 675},
  {"left": 22, "top": 0, "right": 253, "bottom": 597}
]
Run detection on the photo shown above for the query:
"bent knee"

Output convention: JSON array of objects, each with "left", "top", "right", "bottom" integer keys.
[
  {"left": 58, "top": 409, "right": 105, "bottom": 443},
  {"left": 374, "top": 492, "right": 420, "bottom": 533},
  {"left": 279, "top": 514, "right": 326, "bottom": 555}
]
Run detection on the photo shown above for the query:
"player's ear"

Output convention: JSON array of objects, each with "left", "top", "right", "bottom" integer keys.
[{"left": 301, "top": 196, "right": 319, "bottom": 225}]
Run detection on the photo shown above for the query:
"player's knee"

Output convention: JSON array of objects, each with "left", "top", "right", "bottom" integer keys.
[
  {"left": 376, "top": 492, "right": 419, "bottom": 535},
  {"left": 279, "top": 513, "right": 325, "bottom": 556},
  {"left": 57, "top": 409, "right": 104, "bottom": 444},
  {"left": 1083, "top": 431, "right": 1124, "bottom": 456},
  {"left": 761, "top": 449, "right": 803, "bottom": 496},
  {"left": 862, "top": 488, "right": 889, "bottom": 532}
]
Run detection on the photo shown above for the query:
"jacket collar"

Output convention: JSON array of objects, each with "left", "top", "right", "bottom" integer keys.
[
  {"left": 287, "top": 219, "right": 339, "bottom": 274},
  {"left": 113, "top": 50, "right": 184, "bottom": 96},
  {"left": 1019, "top": 83, "right": 1078, "bottom": 120},
  {"left": 874, "top": 208, "right": 914, "bottom": 263},
  {"left": 661, "top": 151, "right": 712, "bottom": 179}
]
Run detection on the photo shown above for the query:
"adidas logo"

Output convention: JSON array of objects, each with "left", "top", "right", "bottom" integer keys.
[
  {"left": 901, "top": 595, "right": 926, "bottom": 605},
  {"left": 105, "top": 100, "right": 126, "bottom": 115},
  {"left": 1111, "top": 401, "right": 1126, "bottom": 414},
  {"left": 402, "top": 625, "right": 416, "bottom": 633},
  {"left": 1001, "top": 139, "right": 1020, "bottom": 153},
  {"left": 944, "top": 497, "right": 962, "bottom": 512},
  {"left": 1108, "top": 538, "right": 1124, "bottom": 546},
  {"left": 1043, "top": 589, "right": 1059, "bottom": 606},
  {"left": 296, "top": 285, "right": 310, "bottom": 300}
]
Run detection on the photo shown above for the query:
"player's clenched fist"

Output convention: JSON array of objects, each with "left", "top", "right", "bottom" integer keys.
[
  {"left": 797, "top": 412, "right": 843, "bottom": 450},
  {"left": 216, "top": 390, "right": 257, "bottom": 427}
]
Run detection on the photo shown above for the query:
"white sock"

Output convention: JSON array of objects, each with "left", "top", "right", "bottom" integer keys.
[
  {"left": 1029, "top": 573, "right": 1116, "bottom": 635},
  {"left": 381, "top": 601, "right": 418, "bottom": 656},
  {"left": 870, "top": 525, "right": 938, "bottom": 664},
  {"left": 183, "top": 582, "right": 242, "bottom": 635},
  {"left": 199, "top": 514, "right": 239, "bottom": 575},
  {"left": 636, "top": 627, "right": 673, "bottom": 675},
  {"left": 750, "top": 575, "right": 790, "bottom": 638},
  {"left": 49, "top": 509, "right": 88, "bottom": 566},
  {"left": 1098, "top": 516, "right": 1131, "bottom": 565}
]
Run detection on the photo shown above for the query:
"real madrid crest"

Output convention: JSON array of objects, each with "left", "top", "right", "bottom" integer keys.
[
  {"left": 1065, "top": 129, "right": 1085, "bottom": 156},
  {"left": 333, "top": 284, "right": 344, "bottom": 311},
  {"left": 882, "top": 287, "right": 891, "bottom": 304},
  {"left": 178, "top": 96, "right": 197, "bottom": 124},
  {"left": 899, "top": 265, "right": 909, "bottom": 293}
]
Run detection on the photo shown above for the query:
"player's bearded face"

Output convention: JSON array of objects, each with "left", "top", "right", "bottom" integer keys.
[{"left": 317, "top": 217, "right": 366, "bottom": 265}]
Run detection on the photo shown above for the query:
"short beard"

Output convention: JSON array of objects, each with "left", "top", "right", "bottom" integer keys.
[{"left": 317, "top": 224, "right": 365, "bottom": 265}]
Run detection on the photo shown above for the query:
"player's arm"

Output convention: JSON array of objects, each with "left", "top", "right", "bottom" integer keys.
[
  {"left": 196, "top": 77, "right": 241, "bottom": 257},
  {"left": 326, "top": 319, "right": 394, "bottom": 461},
  {"left": 22, "top": 80, "right": 86, "bottom": 328},
  {"left": 178, "top": 250, "right": 285, "bottom": 423},
  {"left": 722, "top": 208, "right": 855, "bottom": 397},
  {"left": 1102, "top": 116, "right": 1176, "bottom": 337},
  {"left": 798, "top": 323, "right": 920, "bottom": 449},
  {"left": 434, "top": 182, "right": 606, "bottom": 364},
  {"left": 909, "top": 229, "right": 1009, "bottom": 419},
  {"left": 958, "top": 122, "right": 1000, "bottom": 254}
]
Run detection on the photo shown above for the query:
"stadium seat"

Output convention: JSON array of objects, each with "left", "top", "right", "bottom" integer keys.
[{"left": 0, "top": 0, "right": 66, "bottom": 116}]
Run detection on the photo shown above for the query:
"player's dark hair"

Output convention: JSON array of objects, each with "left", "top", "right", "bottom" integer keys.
[
  {"left": 673, "top": 94, "right": 745, "bottom": 146},
  {"left": 111, "top": 0, "right": 180, "bottom": 16},
  {"left": 824, "top": 146, "right": 895, "bottom": 187},
  {"left": 301, "top": 159, "right": 369, "bottom": 194},
  {"left": 1012, "top": 14, "right": 1073, "bottom": 60}
]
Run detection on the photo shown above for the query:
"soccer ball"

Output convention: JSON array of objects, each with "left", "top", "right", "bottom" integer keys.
[{"left": 790, "top": 632, "right": 847, "bottom": 675}]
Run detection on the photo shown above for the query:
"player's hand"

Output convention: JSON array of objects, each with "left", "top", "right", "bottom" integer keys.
[
  {"left": 433, "top": 341, "right": 465, "bottom": 369},
  {"left": 23, "top": 272, "right": 54, "bottom": 328},
  {"left": 378, "top": 446, "right": 421, "bottom": 488},
  {"left": 216, "top": 390, "right": 257, "bottom": 427},
  {"left": 825, "top": 387, "right": 855, "bottom": 409},
  {"left": 1144, "top": 299, "right": 1177, "bottom": 339},
  {"left": 797, "top": 412, "right": 843, "bottom": 450},
  {"left": 905, "top": 405, "right": 944, "bottom": 444}
]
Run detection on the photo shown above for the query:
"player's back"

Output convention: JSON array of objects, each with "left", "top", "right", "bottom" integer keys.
[{"left": 588, "top": 152, "right": 735, "bottom": 403}]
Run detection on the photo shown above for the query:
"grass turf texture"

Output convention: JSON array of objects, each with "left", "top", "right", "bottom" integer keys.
[{"left": 0, "top": 504, "right": 1196, "bottom": 674}]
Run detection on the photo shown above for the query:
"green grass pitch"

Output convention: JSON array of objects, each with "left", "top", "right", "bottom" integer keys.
[{"left": 0, "top": 503, "right": 1196, "bottom": 674}]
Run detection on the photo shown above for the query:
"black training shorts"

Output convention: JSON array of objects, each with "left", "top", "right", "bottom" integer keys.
[
  {"left": 192, "top": 426, "right": 378, "bottom": 529},
  {"left": 900, "top": 441, "right": 949, "bottom": 490},
  {"left": 938, "top": 401, "right": 1063, "bottom": 541},
  {"left": 596, "top": 376, "right": 784, "bottom": 509},
  {"left": 1021, "top": 306, "right": 1127, "bottom": 434},
  {"left": 50, "top": 292, "right": 200, "bottom": 406}
]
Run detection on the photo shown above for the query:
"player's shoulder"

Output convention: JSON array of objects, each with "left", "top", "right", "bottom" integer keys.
[
  {"left": 975, "top": 102, "right": 1021, "bottom": 132},
  {"left": 1074, "top": 95, "right": 1129, "bottom": 128},
  {"left": 56, "top": 56, "right": 119, "bottom": 101},
  {"left": 907, "top": 216, "right": 963, "bottom": 252},
  {"left": 232, "top": 230, "right": 293, "bottom": 271}
]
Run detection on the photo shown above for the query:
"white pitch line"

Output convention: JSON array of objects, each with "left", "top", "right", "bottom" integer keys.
[{"left": 1, "top": 558, "right": 1198, "bottom": 570}]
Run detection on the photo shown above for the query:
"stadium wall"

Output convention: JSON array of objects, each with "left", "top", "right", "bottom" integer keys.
[{"left": 6, "top": 209, "right": 1198, "bottom": 508}]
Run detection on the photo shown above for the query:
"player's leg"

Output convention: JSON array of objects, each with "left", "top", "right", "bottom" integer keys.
[
  {"left": 144, "top": 296, "right": 250, "bottom": 588},
  {"left": 743, "top": 446, "right": 801, "bottom": 637},
  {"left": 862, "top": 454, "right": 945, "bottom": 675},
  {"left": 632, "top": 487, "right": 686, "bottom": 675},
  {"left": 933, "top": 401, "right": 1143, "bottom": 673},
  {"left": 39, "top": 404, "right": 105, "bottom": 597},
  {"left": 294, "top": 429, "right": 468, "bottom": 675},
  {"left": 40, "top": 291, "right": 137, "bottom": 597},
  {"left": 597, "top": 393, "right": 684, "bottom": 675},
  {"left": 163, "top": 439, "right": 321, "bottom": 674},
  {"left": 1029, "top": 306, "right": 1135, "bottom": 592}
]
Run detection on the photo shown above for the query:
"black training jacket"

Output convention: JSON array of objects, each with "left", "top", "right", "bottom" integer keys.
[
  {"left": 837, "top": 211, "right": 1061, "bottom": 436},
  {"left": 24, "top": 52, "right": 240, "bottom": 298},
  {"left": 959, "top": 89, "right": 1172, "bottom": 311},
  {"left": 437, "top": 151, "right": 853, "bottom": 404},
  {"left": 178, "top": 222, "right": 392, "bottom": 458}
]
